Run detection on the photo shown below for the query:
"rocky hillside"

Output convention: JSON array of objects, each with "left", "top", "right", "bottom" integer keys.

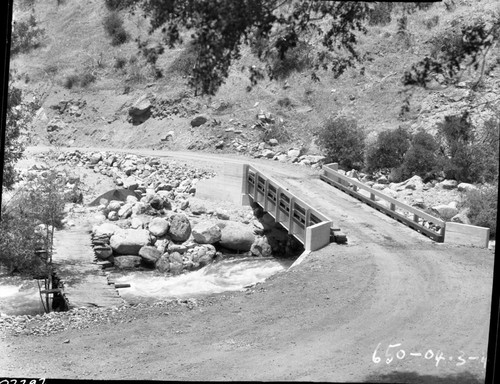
[{"left": 9, "top": 0, "right": 499, "bottom": 159}]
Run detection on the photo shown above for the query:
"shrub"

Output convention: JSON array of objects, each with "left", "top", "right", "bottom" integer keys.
[
  {"left": 462, "top": 185, "right": 498, "bottom": 239},
  {"left": 267, "top": 41, "right": 313, "bottom": 80},
  {"left": 368, "top": 2, "right": 393, "bottom": 26},
  {"left": 260, "top": 122, "right": 291, "bottom": 143},
  {"left": 105, "top": 0, "right": 135, "bottom": 11},
  {"left": 169, "top": 43, "right": 197, "bottom": 75},
  {"left": 315, "top": 117, "right": 365, "bottom": 170},
  {"left": 80, "top": 72, "right": 96, "bottom": 87},
  {"left": 401, "top": 130, "right": 440, "bottom": 179},
  {"left": 277, "top": 97, "right": 292, "bottom": 108},
  {"left": 435, "top": 112, "right": 490, "bottom": 183},
  {"left": 114, "top": 56, "right": 127, "bottom": 70},
  {"left": 63, "top": 74, "right": 79, "bottom": 89},
  {"left": 11, "top": 14, "right": 46, "bottom": 55},
  {"left": 365, "top": 127, "right": 411, "bottom": 173},
  {"left": 423, "top": 15, "right": 439, "bottom": 30},
  {"left": 103, "top": 12, "right": 128, "bottom": 46}
]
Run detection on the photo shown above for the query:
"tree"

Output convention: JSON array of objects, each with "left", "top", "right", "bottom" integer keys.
[
  {"left": 2, "top": 73, "right": 35, "bottom": 190},
  {"left": 403, "top": 14, "right": 500, "bottom": 90},
  {"left": 315, "top": 116, "right": 365, "bottom": 170},
  {"left": 123, "top": 0, "right": 370, "bottom": 95},
  {"left": 401, "top": 130, "right": 440, "bottom": 180},
  {"left": 365, "top": 127, "right": 411, "bottom": 173}
]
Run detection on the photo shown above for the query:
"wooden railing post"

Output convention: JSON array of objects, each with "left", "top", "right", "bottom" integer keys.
[
  {"left": 275, "top": 187, "right": 281, "bottom": 223},
  {"left": 289, "top": 197, "right": 295, "bottom": 234},
  {"left": 264, "top": 179, "right": 269, "bottom": 211}
]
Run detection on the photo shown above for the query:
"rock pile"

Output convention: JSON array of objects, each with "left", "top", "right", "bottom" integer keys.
[{"left": 54, "top": 150, "right": 215, "bottom": 205}]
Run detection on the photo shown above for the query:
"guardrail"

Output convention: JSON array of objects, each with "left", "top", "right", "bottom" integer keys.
[
  {"left": 243, "top": 164, "right": 333, "bottom": 251},
  {"left": 320, "top": 163, "right": 445, "bottom": 242}
]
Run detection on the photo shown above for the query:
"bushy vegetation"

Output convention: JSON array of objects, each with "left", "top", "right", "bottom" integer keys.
[
  {"left": 367, "top": 2, "right": 393, "bottom": 26},
  {"left": 62, "top": 70, "right": 96, "bottom": 89},
  {"left": 0, "top": 170, "right": 66, "bottom": 277},
  {"left": 11, "top": 13, "right": 45, "bottom": 55},
  {"left": 260, "top": 122, "right": 291, "bottom": 144},
  {"left": 400, "top": 130, "right": 440, "bottom": 180},
  {"left": 315, "top": 117, "right": 366, "bottom": 170},
  {"left": 365, "top": 127, "right": 411, "bottom": 173},
  {"left": 103, "top": 11, "right": 128, "bottom": 46},
  {"left": 462, "top": 185, "right": 498, "bottom": 239}
]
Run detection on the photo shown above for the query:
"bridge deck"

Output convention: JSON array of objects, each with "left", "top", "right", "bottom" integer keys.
[{"left": 52, "top": 227, "right": 124, "bottom": 309}]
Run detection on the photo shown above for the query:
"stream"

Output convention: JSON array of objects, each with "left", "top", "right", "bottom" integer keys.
[
  {"left": 0, "top": 257, "right": 294, "bottom": 315},
  {"left": 111, "top": 256, "right": 294, "bottom": 305}
]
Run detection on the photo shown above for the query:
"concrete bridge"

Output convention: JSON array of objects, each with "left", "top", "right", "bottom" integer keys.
[{"left": 196, "top": 161, "right": 491, "bottom": 251}]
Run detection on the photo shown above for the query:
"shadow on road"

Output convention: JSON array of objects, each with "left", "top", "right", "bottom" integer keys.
[{"left": 363, "top": 370, "right": 483, "bottom": 383}]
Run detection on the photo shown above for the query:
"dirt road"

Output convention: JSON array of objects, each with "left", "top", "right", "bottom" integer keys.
[{"left": 0, "top": 147, "right": 494, "bottom": 382}]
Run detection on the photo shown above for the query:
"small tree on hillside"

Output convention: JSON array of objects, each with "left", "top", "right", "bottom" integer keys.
[{"left": 315, "top": 116, "right": 365, "bottom": 170}]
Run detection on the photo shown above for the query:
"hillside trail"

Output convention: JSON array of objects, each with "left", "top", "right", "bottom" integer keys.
[{"left": 1, "top": 146, "right": 494, "bottom": 382}]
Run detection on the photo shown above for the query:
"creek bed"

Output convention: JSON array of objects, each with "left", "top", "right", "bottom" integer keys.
[{"left": 110, "top": 256, "right": 294, "bottom": 305}]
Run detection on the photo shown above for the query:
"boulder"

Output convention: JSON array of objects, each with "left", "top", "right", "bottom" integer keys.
[
  {"left": 376, "top": 175, "right": 389, "bottom": 184},
  {"left": 215, "top": 209, "right": 230, "bottom": 220},
  {"left": 168, "top": 213, "right": 192, "bottom": 242},
  {"left": 155, "top": 238, "right": 170, "bottom": 254},
  {"left": 107, "top": 200, "right": 123, "bottom": 212},
  {"left": 118, "top": 203, "right": 133, "bottom": 219},
  {"left": 150, "top": 194, "right": 167, "bottom": 210},
  {"left": 169, "top": 261, "right": 183, "bottom": 275},
  {"left": 268, "top": 139, "right": 279, "bottom": 146},
  {"left": 108, "top": 211, "right": 119, "bottom": 221},
  {"left": 132, "top": 202, "right": 147, "bottom": 216},
  {"left": 93, "top": 223, "right": 121, "bottom": 237},
  {"left": 192, "top": 222, "right": 222, "bottom": 244},
  {"left": 90, "top": 153, "right": 102, "bottom": 164},
  {"left": 190, "top": 201, "right": 207, "bottom": 215},
  {"left": 130, "top": 217, "right": 143, "bottom": 229},
  {"left": 139, "top": 246, "right": 162, "bottom": 264},
  {"left": 261, "top": 149, "right": 275, "bottom": 158},
  {"left": 219, "top": 221, "right": 256, "bottom": 251},
  {"left": 431, "top": 205, "right": 459, "bottom": 220},
  {"left": 114, "top": 255, "right": 142, "bottom": 269},
  {"left": 191, "top": 115, "right": 208, "bottom": 127},
  {"left": 129, "top": 95, "right": 152, "bottom": 123},
  {"left": 451, "top": 211, "right": 471, "bottom": 225},
  {"left": 155, "top": 254, "right": 170, "bottom": 273},
  {"left": 250, "top": 236, "right": 273, "bottom": 257},
  {"left": 110, "top": 229, "right": 151, "bottom": 255},
  {"left": 440, "top": 179, "right": 458, "bottom": 190},
  {"left": 47, "top": 118, "right": 66, "bottom": 132},
  {"left": 382, "top": 188, "right": 398, "bottom": 199},
  {"left": 94, "top": 245, "right": 113, "bottom": 260},
  {"left": 148, "top": 217, "right": 170, "bottom": 237},
  {"left": 457, "top": 182, "right": 478, "bottom": 193},
  {"left": 126, "top": 195, "right": 139, "bottom": 205},
  {"left": 287, "top": 148, "right": 301, "bottom": 158}
]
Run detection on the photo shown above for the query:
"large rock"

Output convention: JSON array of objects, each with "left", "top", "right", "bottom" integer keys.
[
  {"left": 93, "top": 223, "right": 121, "bottom": 237},
  {"left": 155, "top": 254, "right": 170, "bottom": 273},
  {"left": 118, "top": 203, "right": 133, "bottom": 219},
  {"left": 440, "top": 179, "right": 458, "bottom": 190},
  {"left": 190, "top": 201, "right": 207, "bottom": 215},
  {"left": 168, "top": 213, "right": 192, "bottom": 242},
  {"left": 250, "top": 236, "right": 273, "bottom": 257},
  {"left": 47, "top": 118, "right": 66, "bottom": 132},
  {"left": 138, "top": 246, "right": 162, "bottom": 264},
  {"left": 107, "top": 200, "right": 124, "bottom": 212},
  {"left": 431, "top": 205, "right": 459, "bottom": 220},
  {"left": 129, "top": 95, "right": 152, "bottom": 123},
  {"left": 192, "top": 222, "right": 222, "bottom": 244},
  {"left": 457, "top": 182, "right": 478, "bottom": 193},
  {"left": 148, "top": 217, "right": 170, "bottom": 237},
  {"left": 94, "top": 245, "right": 113, "bottom": 260},
  {"left": 114, "top": 255, "right": 142, "bottom": 269},
  {"left": 110, "top": 229, "right": 151, "bottom": 255},
  {"left": 191, "top": 115, "right": 208, "bottom": 127},
  {"left": 219, "top": 221, "right": 256, "bottom": 251},
  {"left": 451, "top": 210, "right": 471, "bottom": 224}
]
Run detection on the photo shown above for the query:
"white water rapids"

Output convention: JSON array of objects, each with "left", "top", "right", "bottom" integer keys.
[
  {"left": 0, "top": 257, "right": 294, "bottom": 315},
  {"left": 112, "top": 256, "right": 293, "bottom": 304}
]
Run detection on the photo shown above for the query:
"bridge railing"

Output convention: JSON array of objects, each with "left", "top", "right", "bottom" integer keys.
[
  {"left": 243, "top": 164, "right": 332, "bottom": 251},
  {"left": 320, "top": 163, "right": 446, "bottom": 242}
]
